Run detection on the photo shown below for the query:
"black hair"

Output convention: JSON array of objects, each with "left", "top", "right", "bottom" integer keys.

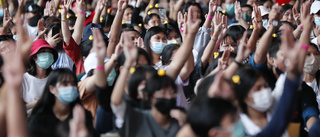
[
  {"left": 225, "top": 25, "right": 246, "bottom": 43},
  {"left": 27, "top": 49, "right": 55, "bottom": 76},
  {"left": 196, "top": 75, "right": 215, "bottom": 98},
  {"left": 241, "top": 4, "right": 253, "bottom": 11},
  {"left": 276, "top": 21, "right": 295, "bottom": 31},
  {"left": 30, "top": 69, "right": 80, "bottom": 117},
  {"left": 128, "top": 65, "right": 156, "bottom": 102},
  {"left": 188, "top": 97, "right": 237, "bottom": 137},
  {"left": 117, "top": 47, "right": 152, "bottom": 67},
  {"left": 44, "top": 16, "right": 60, "bottom": 28},
  {"left": 183, "top": 1, "right": 205, "bottom": 26},
  {"left": 247, "top": 26, "right": 266, "bottom": 38},
  {"left": 101, "top": 14, "right": 115, "bottom": 28},
  {"left": 79, "top": 40, "right": 93, "bottom": 58},
  {"left": 143, "top": 26, "right": 167, "bottom": 61},
  {"left": 282, "top": 4, "right": 293, "bottom": 15},
  {"left": 68, "top": 16, "right": 77, "bottom": 27},
  {"left": 143, "top": 72, "right": 176, "bottom": 99},
  {"left": 310, "top": 43, "right": 320, "bottom": 53},
  {"left": 161, "top": 22, "right": 182, "bottom": 41},
  {"left": 233, "top": 66, "right": 262, "bottom": 114},
  {"left": 126, "top": 5, "right": 134, "bottom": 10},
  {"left": 144, "top": 13, "right": 160, "bottom": 25},
  {"left": 268, "top": 39, "right": 281, "bottom": 58},
  {"left": 161, "top": 44, "right": 180, "bottom": 65}
]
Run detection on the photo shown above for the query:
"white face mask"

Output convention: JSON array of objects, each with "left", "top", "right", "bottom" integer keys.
[
  {"left": 262, "top": 19, "right": 268, "bottom": 29},
  {"left": 304, "top": 55, "right": 320, "bottom": 75},
  {"left": 247, "top": 88, "right": 273, "bottom": 112}
]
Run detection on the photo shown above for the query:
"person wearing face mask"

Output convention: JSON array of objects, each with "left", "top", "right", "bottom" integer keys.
[
  {"left": 310, "top": 1, "right": 320, "bottom": 47},
  {"left": 22, "top": 39, "right": 58, "bottom": 115},
  {"left": 24, "top": 3, "right": 42, "bottom": 39},
  {"left": 233, "top": 66, "right": 289, "bottom": 137},
  {"left": 144, "top": 26, "right": 168, "bottom": 70},
  {"left": 28, "top": 69, "right": 97, "bottom": 137},
  {"left": 303, "top": 44, "right": 320, "bottom": 111},
  {"left": 162, "top": 23, "right": 183, "bottom": 45}
]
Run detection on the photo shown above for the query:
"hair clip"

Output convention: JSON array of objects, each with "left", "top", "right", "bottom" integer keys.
[
  {"left": 222, "top": 10, "right": 226, "bottom": 14},
  {"left": 272, "top": 33, "right": 277, "bottom": 38},
  {"left": 130, "top": 67, "right": 136, "bottom": 74},
  {"left": 107, "top": 9, "right": 111, "bottom": 14},
  {"left": 59, "top": 5, "right": 62, "bottom": 8},
  {"left": 232, "top": 75, "right": 240, "bottom": 84},
  {"left": 89, "top": 35, "right": 93, "bottom": 40},
  {"left": 58, "top": 9, "right": 62, "bottom": 13},
  {"left": 164, "top": 20, "right": 168, "bottom": 24},
  {"left": 149, "top": 5, "right": 153, "bottom": 8},
  {"left": 158, "top": 69, "right": 165, "bottom": 76},
  {"left": 67, "top": 15, "right": 70, "bottom": 19},
  {"left": 282, "top": 3, "right": 285, "bottom": 6},
  {"left": 122, "top": 21, "right": 125, "bottom": 24},
  {"left": 75, "top": 14, "right": 78, "bottom": 17},
  {"left": 138, "top": 23, "right": 142, "bottom": 27},
  {"left": 100, "top": 17, "right": 103, "bottom": 22},
  {"left": 155, "top": 3, "right": 159, "bottom": 8},
  {"left": 250, "top": 25, "right": 254, "bottom": 29},
  {"left": 214, "top": 52, "right": 219, "bottom": 58},
  {"left": 148, "top": 11, "right": 152, "bottom": 15}
]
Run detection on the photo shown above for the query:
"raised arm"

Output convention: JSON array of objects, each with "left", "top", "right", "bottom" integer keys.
[
  {"left": 107, "top": 0, "right": 127, "bottom": 57},
  {"left": 72, "top": 0, "right": 86, "bottom": 45},
  {"left": 61, "top": 0, "right": 73, "bottom": 44},
  {"left": 247, "top": 5, "right": 263, "bottom": 54},
  {"left": 93, "top": 0, "right": 107, "bottom": 24},
  {"left": 203, "top": 0, "right": 217, "bottom": 29},
  {"left": 234, "top": 1, "right": 249, "bottom": 29},
  {"left": 0, "top": 8, "right": 12, "bottom": 35},
  {"left": 166, "top": 6, "right": 201, "bottom": 80},
  {"left": 111, "top": 32, "right": 137, "bottom": 106},
  {"left": 172, "top": 0, "right": 184, "bottom": 21},
  {"left": 253, "top": 5, "right": 279, "bottom": 65}
]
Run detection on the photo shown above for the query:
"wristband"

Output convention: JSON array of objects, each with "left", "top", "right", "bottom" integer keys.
[
  {"left": 78, "top": 11, "right": 86, "bottom": 14},
  {"left": 180, "top": 29, "right": 184, "bottom": 32},
  {"left": 61, "top": 19, "right": 67, "bottom": 22},
  {"left": 233, "top": 59, "right": 243, "bottom": 67},
  {"left": 301, "top": 45, "right": 309, "bottom": 50},
  {"left": 216, "top": 42, "right": 220, "bottom": 45},
  {"left": 96, "top": 65, "right": 105, "bottom": 70},
  {"left": 207, "top": 15, "right": 213, "bottom": 19},
  {"left": 299, "top": 24, "right": 303, "bottom": 29}
]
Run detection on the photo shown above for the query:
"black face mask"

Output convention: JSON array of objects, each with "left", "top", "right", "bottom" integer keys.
[
  {"left": 28, "top": 14, "right": 41, "bottom": 27},
  {"left": 155, "top": 98, "right": 176, "bottom": 115}
]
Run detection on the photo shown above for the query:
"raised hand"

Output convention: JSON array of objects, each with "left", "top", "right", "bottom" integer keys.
[
  {"left": 62, "top": 0, "right": 73, "bottom": 17},
  {"left": 16, "top": 15, "right": 33, "bottom": 56},
  {"left": 292, "top": 6, "right": 300, "bottom": 24},
  {"left": 122, "top": 32, "right": 138, "bottom": 67},
  {"left": 185, "top": 6, "right": 201, "bottom": 35},
  {"left": 208, "top": 0, "right": 218, "bottom": 15},
  {"left": 77, "top": 0, "right": 86, "bottom": 13},
  {"left": 252, "top": 5, "right": 262, "bottom": 31},
  {"left": 137, "top": 37, "right": 146, "bottom": 51},
  {"left": 69, "top": 105, "right": 90, "bottom": 137},
  {"left": 96, "top": 0, "right": 107, "bottom": 12},
  {"left": 177, "top": 11, "right": 184, "bottom": 30},
  {"left": 300, "top": 1, "right": 313, "bottom": 32},
  {"left": 235, "top": 32, "right": 250, "bottom": 62},
  {"left": 47, "top": 34, "right": 62, "bottom": 47},
  {"left": 49, "top": 0, "right": 56, "bottom": 16},
  {"left": 118, "top": 0, "right": 128, "bottom": 12},
  {"left": 217, "top": 48, "right": 230, "bottom": 70},
  {"left": 44, "top": 1, "right": 50, "bottom": 16},
  {"left": 93, "top": 29, "right": 107, "bottom": 62},
  {"left": 268, "top": 5, "right": 281, "bottom": 28},
  {"left": 234, "top": 1, "right": 242, "bottom": 21},
  {"left": 2, "top": 8, "right": 13, "bottom": 34}
]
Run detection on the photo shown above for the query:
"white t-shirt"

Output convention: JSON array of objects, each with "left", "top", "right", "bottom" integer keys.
[
  {"left": 306, "top": 79, "right": 320, "bottom": 111},
  {"left": 22, "top": 73, "right": 48, "bottom": 104}
]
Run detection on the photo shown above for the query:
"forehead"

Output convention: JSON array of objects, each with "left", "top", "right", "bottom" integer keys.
[
  {"left": 242, "top": 7, "right": 252, "bottom": 11},
  {"left": 223, "top": 36, "right": 235, "bottom": 43},
  {"left": 152, "top": 32, "right": 166, "bottom": 37},
  {"left": 127, "top": 31, "right": 139, "bottom": 37},
  {"left": 308, "top": 45, "right": 320, "bottom": 53}
]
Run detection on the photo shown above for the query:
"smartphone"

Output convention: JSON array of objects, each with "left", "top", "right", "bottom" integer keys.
[
  {"left": 159, "top": 9, "right": 167, "bottom": 23},
  {"left": 52, "top": 25, "right": 60, "bottom": 37}
]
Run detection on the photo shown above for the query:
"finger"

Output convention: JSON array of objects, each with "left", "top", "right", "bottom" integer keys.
[
  {"left": 52, "top": 33, "right": 60, "bottom": 39},
  {"left": 221, "top": 48, "right": 230, "bottom": 61}
]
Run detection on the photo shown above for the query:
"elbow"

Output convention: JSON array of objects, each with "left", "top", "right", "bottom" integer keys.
[{"left": 111, "top": 99, "right": 122, "bottom": 106}]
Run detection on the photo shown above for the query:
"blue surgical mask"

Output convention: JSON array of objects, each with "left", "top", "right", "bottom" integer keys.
[
  {"left": 57, "top": 86, "right": 79, "bottom": 104},
  {"left": 262, "top": 19, "right": 268, "bottom": 28},
  {"left": 242, "top": 13, "right": 251, "bottom": 22},
  {"left": 151, "top": 42, "right": 167, "bottom": 54},
  {"left": 226, "top": 4, "right": 235, "bottom": 16},
  {"left": 107, "top": 69, "right": 117, "bottom": 86},
  {"left": 13, "top": 35, "right": 18, "bottom": 41},
  {"left": 167, "top": 38, "right": 182, "bottom": 44},
  {"left": 0, "top": 9, "right": 4, "bottom": 18},
  {"left": 314, "top": 17, "right": 320, "bottom": 27},
  {"left": 36, "top": 52, "right": 54, "bottom": 69},
  {"left": 124, "top": 21, "right": 131, "bottom": 24}
]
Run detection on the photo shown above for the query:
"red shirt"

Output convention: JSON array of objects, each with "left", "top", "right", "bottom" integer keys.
[{"left": 63, "top": 37, "right": 85, "bottom": 75}]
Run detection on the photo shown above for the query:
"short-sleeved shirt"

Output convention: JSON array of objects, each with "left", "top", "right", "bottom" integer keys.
[{"left": 22, "top": 73, "right": 48, "bottom": 104}]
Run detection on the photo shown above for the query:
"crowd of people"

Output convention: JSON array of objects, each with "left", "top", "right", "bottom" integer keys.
[{"left": 1, "top": 0, "right": 320, "bottom": 136}]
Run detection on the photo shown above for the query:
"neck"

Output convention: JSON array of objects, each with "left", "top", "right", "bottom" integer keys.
[
  {"left": 36, "top": 66, "right": 47, "bottom": 79},
  {"left": 152, "top": 53, "right": 161, "bottom": 64},
  {"left": 304, "top": 72, "right": 315, "bottom": 83},
  {"left": 247, "top": 106, "right": 268, "bottom": 128},
  {"left": 151, "top": 106, "right": 170, "bottom": 129},
  {"left": 272, "top": 67, "right": 279, "bottom": 79},
  {"left": 53, "top": 98, "right": 71, "bottom": 121}
]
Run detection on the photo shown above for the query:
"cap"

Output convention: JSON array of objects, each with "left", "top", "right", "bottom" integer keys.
[
  {"left": 252, "top": 6, "right": 269, "bottom": 18},
  {"left": 25, "top": 4, "right": 41, "bottom": 13},
  {"left": 310, "top": 1, "right": 320, "bottom": 14},
  {"left": 30, "top": 39, "right": 58, "bottom": 62},
  {"left": 82, "top": 23, "right": 108, "bottom": 42}
]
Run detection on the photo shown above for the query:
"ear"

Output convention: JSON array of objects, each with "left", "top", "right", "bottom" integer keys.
[
  {"left": 44, "top": 34, "right": 48, "bottom": 40},
  {"left": 82, "top": 56, "right": 86, "bottom": 62},
  {"left": 49, "top": 85, "right": 57, "bottom": 95},
  {"left": 267, "top": 54, "right": 274, "bottom": 66},
  {"left": 208, "top": 128, "right": 218, "bottom": 137}
]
